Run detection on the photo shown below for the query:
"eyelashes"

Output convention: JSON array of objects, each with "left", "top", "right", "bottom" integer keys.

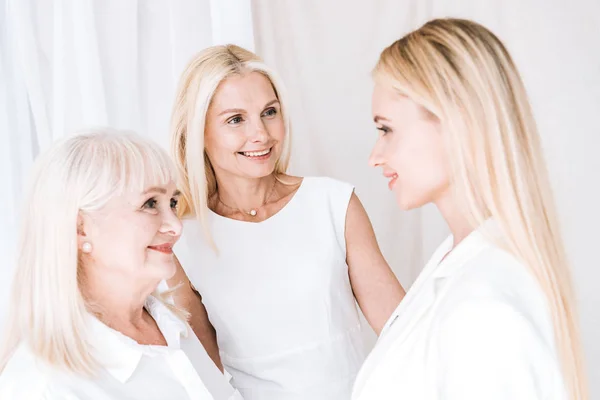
[
  {"left": 142, "top": 197, "right": 178, "bottom": 210},
  {"left": 226, "top": 107, "right": 279, "bottom": 125},
  {"left": 227, "top": 116, "right": 243, "bottom": 125},
  {"left": 143, "top": 198, "right": 157, "bottom": 209},
  {"left": 262, "top": 107, "right": 277, "bottom": 117}
]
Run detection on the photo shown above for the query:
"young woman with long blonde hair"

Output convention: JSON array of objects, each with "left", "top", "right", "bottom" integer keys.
[{"left": 352, "top": 18, "right": 587, "bottom": 400}]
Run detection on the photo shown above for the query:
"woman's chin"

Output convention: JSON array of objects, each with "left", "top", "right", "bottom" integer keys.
[
  {"left": 144, "top": 262, "right": 177, "bottom": 284},
  {"left": 162, "top": 262, "right": 178, "bottom": 281},
  {"left": 395, "top": 192, "right": 427, "bottom": 211}
]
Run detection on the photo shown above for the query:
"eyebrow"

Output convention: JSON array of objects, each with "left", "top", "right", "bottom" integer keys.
[
  {"left": 217, "top": 99, "right": 280, "bottom": 116},
  {"left": 263, "top": 99, "right": 280, "bottom": 108},
  {"left": 373, "top": 115, "right": 390, "bottom": 123},
  {"left": 143, "top": 187, "right": 181, "bottom": 197},
  {"left": 218, "top": 108, "right": 245, "bottom": 116},
  {"left": 143, "top": 187, "right": 166, "bottom": 194}
]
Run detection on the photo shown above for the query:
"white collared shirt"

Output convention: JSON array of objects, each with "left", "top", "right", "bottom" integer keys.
[{"left": 0, "top": 295, "right": 243, "bottom": 400}]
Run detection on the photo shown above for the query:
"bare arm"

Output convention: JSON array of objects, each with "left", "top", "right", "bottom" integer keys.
[
  {"left": 345, "top": 193, "right": 406, "bottom": 335},
  {"left": 168, "top": 257, "right": 223, "bottom": 372}
]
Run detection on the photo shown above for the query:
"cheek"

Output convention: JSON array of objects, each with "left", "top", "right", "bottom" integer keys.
[
  {"left": 205, "top": 129, "right": 246, "bottom": 163},
  {"left": 207, "top": 129, "right": 243, "bottom": 150},
  {"left": 134, "top": 217, "right": 162, "bottom": 247},
  {"left": 95, "top": 215, "right": 158, "bottom": 266},
  {"left": 266, "top": 118, "right": 285, "bottom": 141},
  {"left": 392, "top": 133, "right": 450, "bottom": 207},
  {"left": 382, "top": 135, "right": 410, "bottom": 171}
]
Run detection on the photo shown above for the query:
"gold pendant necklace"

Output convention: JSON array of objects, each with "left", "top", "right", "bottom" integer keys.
[{"left": 218, "top": 178, "right": 277, "bottom": 217}]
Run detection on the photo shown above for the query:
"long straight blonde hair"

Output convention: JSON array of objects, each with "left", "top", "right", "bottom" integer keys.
[
  {"left": 374, "top": 18, "right": 586, "bottom": 399},
  {"left": 169, "top": 44, "right": 292, "bottom": 244},
  {"left": 0, "top": 128, "right": 187, "bottom": 376}
]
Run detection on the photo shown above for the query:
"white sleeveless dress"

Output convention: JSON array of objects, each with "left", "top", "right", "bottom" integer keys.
[{"left": 174, "top": 177, "right": 367, "bottom": 400}]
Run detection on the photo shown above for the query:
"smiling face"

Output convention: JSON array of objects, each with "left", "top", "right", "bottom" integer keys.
[
  {"left": 369, "top": 82, "right": 451, "bottom": 210},
  {"left": 204, "top": 71, "right": 286, "bottom": 180},
  {"left": 78, "top": 181, "right": 183, "bottom": 288}
]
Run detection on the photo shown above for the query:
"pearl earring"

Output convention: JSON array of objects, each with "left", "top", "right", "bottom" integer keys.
[{"left": 82, "top": 242, "right": 92, "bottom": 253}]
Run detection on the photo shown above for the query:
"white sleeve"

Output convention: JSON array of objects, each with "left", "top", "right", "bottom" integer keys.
[
  {"left": 227, "top": 389, "right": 245, "bottom": 400},
  {"left": 325, "top": 178, "right": 354, "bottom": 255},
  {"left": 41, "top": 390, "right": 83, "bottom": 400},
  {"left": 435, "top": 300, "right": 566, "bottom": 400},
  {"left": 0, "top": 381, "right": 67, "bottom": 400},
  {"left": 0, "top": 349, "right": 55, "bottom": 400},
  {"left": 180, "top": 329, "right": 242, "bottom": 400}
]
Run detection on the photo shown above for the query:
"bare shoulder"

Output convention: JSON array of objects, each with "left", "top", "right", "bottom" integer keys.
[{"left": 347, "top": 191, "right": 364, "bottom": 209}]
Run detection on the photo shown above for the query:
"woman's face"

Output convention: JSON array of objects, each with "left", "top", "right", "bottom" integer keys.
[
  {"left": 204, "top": 71, "right": 285, "bottom": 180},
  {"left": 369, "top": 82, "right": 451, "bottom": 210},
  {"left": 78, "top": 181, "right": 182, "bottom": 288}
]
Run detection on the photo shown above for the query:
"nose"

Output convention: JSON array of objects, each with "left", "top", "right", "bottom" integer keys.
[
  {"left": 368, "top": 138, "right": 385, "bottom": 168},
  {"left": 248, "top": 118, "right": 270, "bottom": 144},
  {"left": 160, "top": 208, "right": 183, "bottom": 238}
]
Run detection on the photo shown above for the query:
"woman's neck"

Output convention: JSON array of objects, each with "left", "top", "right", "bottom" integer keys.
[
  {"left": 82, "top": 272, "right": 156, "bottom": 330},
  {"left": 435, "top": 191, "right": 475, "bottom": 248},
  {"left": 215, "top": 173, "right": 277, "bottom": 212}
]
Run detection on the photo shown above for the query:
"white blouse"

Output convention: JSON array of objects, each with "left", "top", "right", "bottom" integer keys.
[
  {"left": 352, "top": 222, "right": 567, "bottom": 400},
  {"left": 174, "top": 177, "right": 367, "bottom": 400},
  {"left": 0, "top": 295, "right": 243, "bottom": 400}
]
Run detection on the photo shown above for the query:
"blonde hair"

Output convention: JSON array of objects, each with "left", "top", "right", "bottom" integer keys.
[
  {"left": 0, "top": 128, "right": 188, "bottom": 376},
  {"left": 169, "top": 44, "right": 292, "bottom": 244},
  {"left": 374, "top": 18, "right": 586, "bottom": 399}
]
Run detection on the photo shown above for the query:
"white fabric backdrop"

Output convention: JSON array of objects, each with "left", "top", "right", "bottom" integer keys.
[
  {"left": 251, "top": 0, "right": 600, "bottom": 395},
  {"left": 2, "top": 0, "right": 599, "bottom": 396}
]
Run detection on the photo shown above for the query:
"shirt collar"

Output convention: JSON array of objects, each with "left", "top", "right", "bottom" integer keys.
[
  {"left": 88, "top": 295, "right": 189, "bottom": 383},
  {"left": 432, "top": 218, "right": 501, "bottom": 279}
]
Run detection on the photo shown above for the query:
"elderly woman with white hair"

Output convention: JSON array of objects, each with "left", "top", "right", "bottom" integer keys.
[{"left": 0, "top": 129, "right": 241, "bottom": 400}]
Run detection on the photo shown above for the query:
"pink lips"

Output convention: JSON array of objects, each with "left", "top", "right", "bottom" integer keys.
[
  {"left": 147, "top": 243, "right": 174, "bottom": 254},
  {"left": 387, "top": 176, "right": 398, "bottom": 190},
  {"left": 383, "top": 171, "right": 398, "bottom": 190}
]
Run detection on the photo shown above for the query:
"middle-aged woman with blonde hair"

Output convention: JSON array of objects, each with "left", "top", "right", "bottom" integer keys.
[
  {"left": 167, "top": 45, "right": 405, "bottom": 399},
  {"left": 352, "top": 18, "right": 587, "bottom": 400},
  {"left": 0, "top": 129, "right": 241, "bottom": 400}
]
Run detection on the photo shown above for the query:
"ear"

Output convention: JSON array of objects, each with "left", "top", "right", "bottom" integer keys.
[
  {"left": 77, "top": 212, "right": 91, "bottom": 250},
  {"left": 77, "top": 213, "right": 86, "bottom": 236}
]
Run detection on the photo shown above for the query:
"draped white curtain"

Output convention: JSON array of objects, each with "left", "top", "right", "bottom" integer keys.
[
  {"left": 0, "top": 0, "right": 254, "bottom": 324},
  {"left": 2, "top": 0, "right": 599, "bottom": 396}
]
